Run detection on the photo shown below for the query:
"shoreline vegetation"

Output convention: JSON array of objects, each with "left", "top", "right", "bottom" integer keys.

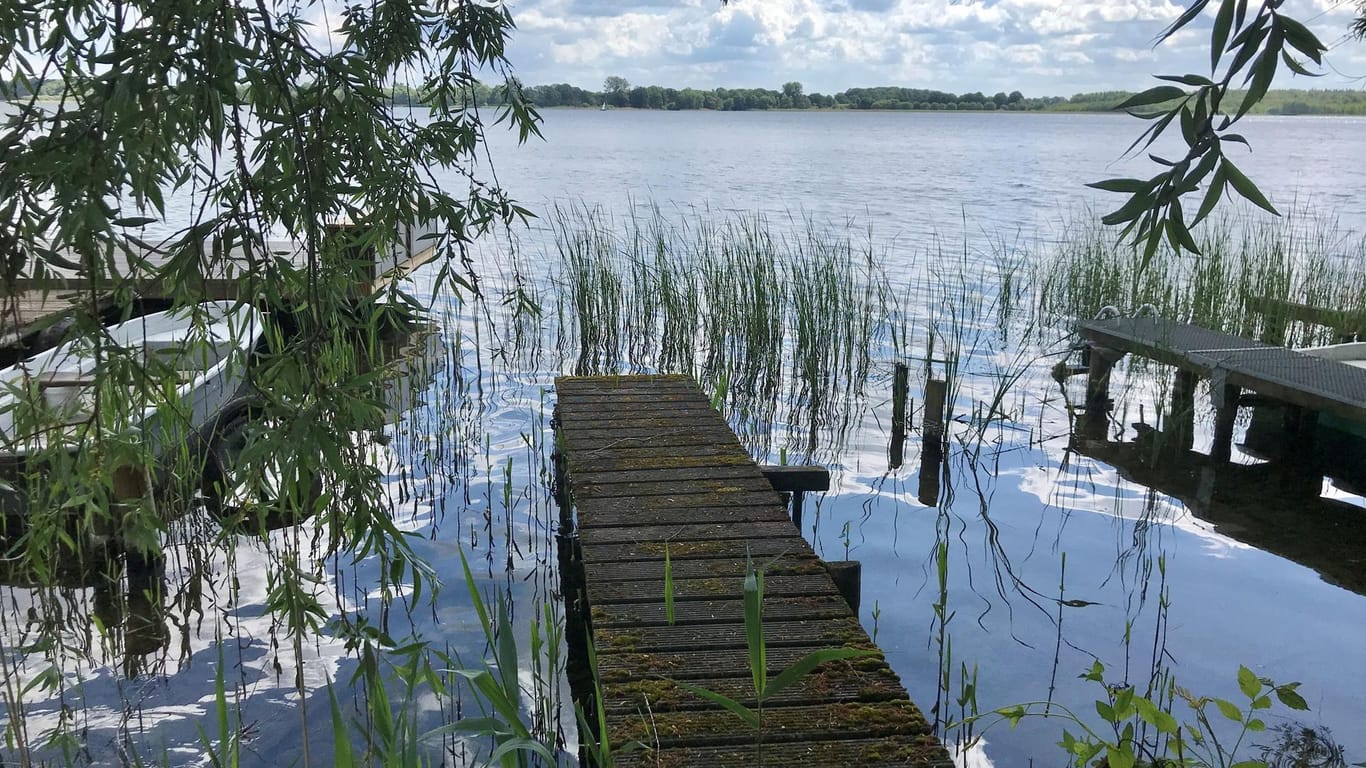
[{"left": 9, "top": 77, "right": 1364, "bottom": 115}]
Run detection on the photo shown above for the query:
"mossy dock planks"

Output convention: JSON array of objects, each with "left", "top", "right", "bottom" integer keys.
[{"left": 554, "top": 374, "right": 950, "bottom": 767}]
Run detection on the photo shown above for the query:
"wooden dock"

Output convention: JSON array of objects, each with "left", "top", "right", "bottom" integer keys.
[
  {"left": 0, "top": 222, "right": 438, "bottom": 355},
  {"left": 1077, "top": 316, "right": 1366, "bottom": 459},
  {"left": 553, "top": 374, "right": 950, "bottom": 767}
]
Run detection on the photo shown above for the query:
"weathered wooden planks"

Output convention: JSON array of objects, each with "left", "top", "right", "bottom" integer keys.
[
  {"left": 554, "top": 374, "right": 950, "bottom": 767},
  {"left": 1078, "top": 316, "right": 1366, "bottom": 423}
]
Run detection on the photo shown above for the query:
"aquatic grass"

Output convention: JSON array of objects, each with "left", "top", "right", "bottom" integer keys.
[
  {"left": 541, "top": 203, "right": 891, "bottom": 462},
  {"left": 439, "top": 550, "right": 557, "bottom": 768},
  {"left": 1036, "top": 207, "right": 1366, "bottom": 345}
]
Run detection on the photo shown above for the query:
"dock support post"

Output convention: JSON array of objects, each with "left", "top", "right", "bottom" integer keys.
[
  {"left": 761, "top": 466, "right": 830, "bottom": 532},
  {"left": 825, "top": 560, "right": 862, "bottom": 615},
  {"left": 1083, "top": 346, "right": 1121, "bottom": 418},
  {"left": 918, "top": 379, "right": 947, "bottom": 507},
  {"left": 890, "top": 362, "right": 909, "bottom": 469},
  {"left": 1280, "top": 406, "right": 1322, "bottom": 497},
  {"left": 1211, "top": 377, "right": 1240, "bottom": 462},
  {"left": 1171, "top": 370, "right": 1197, "bottom": 452}
]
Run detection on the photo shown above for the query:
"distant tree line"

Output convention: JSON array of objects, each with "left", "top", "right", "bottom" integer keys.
[
  {"left": 530, "top": 78, "right": 1052, "bottom": 111},
  {"left": 10, "top": 74, "right": 1361, "bottom": 116},
  {"left": 1035, "top": 88, "right": 1366, "bottom": 116}
]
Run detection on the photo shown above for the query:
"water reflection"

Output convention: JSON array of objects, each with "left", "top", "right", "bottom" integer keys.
[
  {"left": 1, "top": 545, "right": 171, "bottom": 680},
  {"left": 1072, "top": 427, "right": 1366, "bottom": 597},
  {"left": 0, "top": 312, "right": 471, "bottom": 764}
]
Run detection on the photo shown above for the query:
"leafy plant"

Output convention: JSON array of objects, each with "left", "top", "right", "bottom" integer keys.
[
  {"left": 1094, "top": 0, "right": 1328, "bottom": 265},
  {"left": 671, "top": 555, "right": 875, "bottom": 765},
  {"left": 979, "top": 661, "right": 1315, "bottom": 768}
]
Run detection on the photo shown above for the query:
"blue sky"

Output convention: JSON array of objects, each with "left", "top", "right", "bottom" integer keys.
[{"left": 500, "top": 0, "right": 1366, "bottom": 96}]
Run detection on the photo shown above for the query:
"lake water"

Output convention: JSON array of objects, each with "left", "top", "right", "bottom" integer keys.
[
  {"left": 478, "top": 108, "right": 1366, "bottom": 244},
  {"left": 4, "top": 108, "right": 1366, "bottom": 767},
  {"left": 469, "top": 109, "right": 1366, "bottom": 765}
]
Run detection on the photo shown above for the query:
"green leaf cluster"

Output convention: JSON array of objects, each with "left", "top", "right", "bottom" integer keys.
[
  {"left": 1095, "top": 0, "right": 1329, "bottom": 267},
  {"left": 976, "top": 660, "right": 1314, "bottom": 768}
]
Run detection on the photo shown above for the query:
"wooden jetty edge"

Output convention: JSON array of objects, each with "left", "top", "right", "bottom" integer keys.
[
  {"left": 1077, "top": 316, "right": 1366, "bottom": 459},
  {"left": 553, "top": 374, "right": 950, "bottom": 767},
  {"left": 0, "top": 220, "right": 439, "bottom": 353}
]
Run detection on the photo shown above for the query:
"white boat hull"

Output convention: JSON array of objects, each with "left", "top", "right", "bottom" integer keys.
[{"left": 0, "top": 301, "right": 266, "bottom": 518}]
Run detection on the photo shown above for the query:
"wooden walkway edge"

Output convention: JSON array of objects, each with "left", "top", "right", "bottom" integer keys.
[
  {"left": 1077, "top": 316, "right": 1366, "bottom": 461},
  {"left": 553, "top": 374, "right": 950, "bottom": 767}
]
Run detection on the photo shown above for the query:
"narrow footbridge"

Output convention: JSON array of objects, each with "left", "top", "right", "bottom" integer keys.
[{"left": 553, "top": 374, "right": 950, "bottom": 767}]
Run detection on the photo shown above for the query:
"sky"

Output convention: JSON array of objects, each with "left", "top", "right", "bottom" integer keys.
[{"left": 502, "top": 0, "right": 1366, "bottom": 97}]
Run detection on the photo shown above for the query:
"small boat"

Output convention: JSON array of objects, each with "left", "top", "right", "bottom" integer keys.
[
  {"left": 1299, "top": 341, "right": 1366, "bottom": 368},
  {"left": 0, "top": 301, "right": 265, "bottom": 513}
]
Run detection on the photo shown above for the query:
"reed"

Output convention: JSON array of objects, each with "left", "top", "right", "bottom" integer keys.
[
  {"left": 541, "top": 203, "right": 889, "bottom": 461},
  {"left": 1036, "top": 207, "right": 1366, "bottom": 346}
]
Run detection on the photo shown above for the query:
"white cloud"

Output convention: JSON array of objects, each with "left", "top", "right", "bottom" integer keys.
[{"left": 503, "top": 0, "right": 1366, "bottom": 96}]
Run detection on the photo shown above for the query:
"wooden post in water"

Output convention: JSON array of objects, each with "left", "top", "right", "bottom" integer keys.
[
  {"left": 1083, "top": 346, "right": 1119, "bottom": 416},
  {"left": 825, "top": 560, "right": 862, "bottom": 614},
  {"left": 1171, "top": 369, "right": 1197, "bottom": 452},
  {"left": 761, "top": 465, "right": 830, "bottom": 531},
  {"left": 1279, "top": 405, "right": 1322, "bottom": 498},
  {"left": 918, "top": 378, "right": 947, "bottom": 507},
  {"left": 890, "top": 362, "right": 909, "bottom": 469},
  {"left": 1080, "top": 344, "right": 1123, "bottom": 439},
  {"left": 1210, "top": 377, "right": 1241, "bottom": 462}
]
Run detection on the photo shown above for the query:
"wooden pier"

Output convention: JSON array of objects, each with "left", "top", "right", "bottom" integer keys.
[
  {"left": 1077, "top": 316, "right": 1366, "bottom": 459},
  {"left": 0, "top": 221, "right": 438, "bottom": 355},
  {"left": 553, "top": 375, "right": 949, "bottom": 767}
]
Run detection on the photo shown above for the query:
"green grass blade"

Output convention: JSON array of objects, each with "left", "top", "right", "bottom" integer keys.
[
  {"left": 215, "top": 658, "right": 231, "bottom": 765},
  {"left": 742, "top": 556, "right": 766, "bottom": 698},
  {"left": 459, "top": 549, "right": 495, "bottom": 653},
  {"left": 326, "top": 681, "right": 357, "bottom": 767},
  {"left": 489, "top": 736, "right": 557, "bottom": 765},
  {"left": 496, "top": 595, "right": 521, "bottom": 712},
  {"left": 664, "top": 544, "right": 675, "bottom": 625},
  {"left": 424, "top": 716, "right": 511, "bottom": 736},
  {"left": 453, "top": 670, "right": 526, "bottom": 734},
  {"left": 765, "top": 648, "right": 879, "bottom": 701},
  {"left": 673, "top": 680, "right": 760, "bottom": 728}
]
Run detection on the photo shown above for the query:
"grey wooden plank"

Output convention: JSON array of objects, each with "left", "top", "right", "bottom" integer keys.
[
  {"left": 580, "top": 536, "right": 806, "bottom": 563},
  {"left": 605, "top": 700, "right": 933, "bottom": 748},
  {"left": 573, "top": 492, "right": 785, "bottom": 516},
  {"left": 590, "top": 594, "right": 853, "bottom": 628},
  {"left": 583, "top": 553, "right": 824, "bottom": 582},
  {"left": 587, "top": 574, "right": 838, "bottom": 603},
  {"left": 571, "top": 465, "right": 762, "bottom": 485},
  {"left": 574, "top": 477, "right": 777, "bottom": 500},
  {"left": 596, "top": 644, "right": 888, "bottom": 683},
  {"left": 600, "top": 666, "right": 908, "bottom": 712},
  {"left": 575, "top": 521, "right": 799, "bottom": 545},
  {"left": 613, "top": 737, "right": 954, "bottom": 767},
  {"left": 595, "top": 616, "right": 868, "bottom": 653}
]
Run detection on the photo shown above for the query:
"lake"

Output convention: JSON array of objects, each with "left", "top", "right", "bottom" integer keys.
[
  {"left": 469, "top": 109, "right": 1366, "bottom": 765},
  {"left": 4, "top": 108, "right": 1365, "bottom": 767}
]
